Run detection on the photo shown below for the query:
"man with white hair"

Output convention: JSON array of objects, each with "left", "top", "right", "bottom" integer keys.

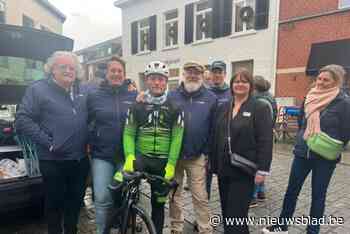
[
  {"left": 16, "top": 51, "right": 89, "bottom": 234},
  {"left": 168, "top": 62, "right": 217, "bottom": 234}
]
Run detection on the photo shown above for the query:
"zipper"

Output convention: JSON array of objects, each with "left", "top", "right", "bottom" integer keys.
[
  {"left": 153, "top": 109, "right": 157, "bottom": 153},
  {"left": 307, "top": 149, "right": 310, "bottom": 159},
  {"left": 189, "top": 97, "right": 193, "bottom": 122}
]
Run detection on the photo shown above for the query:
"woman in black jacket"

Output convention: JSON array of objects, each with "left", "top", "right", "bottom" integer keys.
[
  {"left": 262, "top": 65, "right": 350, "bottom": 234},
  {"left": 210, "top": 70, "right": 273, "bottom": 234}
]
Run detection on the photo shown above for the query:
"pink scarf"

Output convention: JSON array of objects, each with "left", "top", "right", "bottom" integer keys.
[{"left": 303, "top": 86, "right": 340, "bottom": 140}]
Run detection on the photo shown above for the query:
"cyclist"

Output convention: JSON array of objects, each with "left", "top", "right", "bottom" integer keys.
[{"left": 113, "top": 61, "right": 184, "bottom": 234}]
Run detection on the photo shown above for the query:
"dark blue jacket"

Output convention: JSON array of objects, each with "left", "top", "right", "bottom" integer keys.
[
  {"left": 168, "top": 84, "right": 217, "bottom": 159},
  {"left": 15, "top": 78, "right": 88, "bottom": 160},
  {"left": 293, "top": 92, "right": 350, "bottom": 162},
  {"left": 209, "top": 84, "right": 231, "bottom": 105},
  {"left": 87, "top": 80, "right": 137, "bottom": 163}
]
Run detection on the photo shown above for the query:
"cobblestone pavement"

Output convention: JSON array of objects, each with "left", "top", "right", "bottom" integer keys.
[{"left": 1, "top": 143, "right": 349, "bottom": 234}]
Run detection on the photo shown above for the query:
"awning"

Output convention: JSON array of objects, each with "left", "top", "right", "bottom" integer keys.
[
  {"left": 0, "top": 24, "right": 74, "bottom": 62},
  {"left": 306, "top": 39, "right": 350, "bottom": 76}
]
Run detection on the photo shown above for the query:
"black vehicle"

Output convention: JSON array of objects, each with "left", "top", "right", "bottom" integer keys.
[{"left": 0, "top": 24, "right": 73, "bottom": 213}]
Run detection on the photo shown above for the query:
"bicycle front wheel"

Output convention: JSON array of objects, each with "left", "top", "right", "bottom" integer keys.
[{"left": 127, "top": 204, "right": 157, "bottom": 234}]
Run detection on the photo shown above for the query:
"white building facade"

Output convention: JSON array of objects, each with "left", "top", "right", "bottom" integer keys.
[{"left": 115, "top": 0, "right": 279, "bottom": 92}]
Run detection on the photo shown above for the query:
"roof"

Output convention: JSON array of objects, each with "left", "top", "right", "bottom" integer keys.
[
  {"left": 75, "top": 36, "right": 122, "bottom": 54},
  {"left": 35, "top": 0, "right": 66, "bottom": 22},
  {"left": 114, "top": 0, "right": 138, "bottom": 8}
]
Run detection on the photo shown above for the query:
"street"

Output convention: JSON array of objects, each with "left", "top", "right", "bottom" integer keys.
[{"left": 1, "top": 143, "right": 349, "bottom": 234}]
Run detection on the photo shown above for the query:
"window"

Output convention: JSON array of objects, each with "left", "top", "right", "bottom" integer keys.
[
  {"left": 164, "top": 10, "right": 178, "bottom": 48},
  {"left": 231, "top": 59, "right": 254, "bottom": 75},
  {"left": 26, "top": 59, "right": 37, "bottom": 69},
  {"left": 232, "top": 0, "right": 255, "bottom": 34},
  {"left": 23, "top": 15, "right": 34, "bottom": 28},
  {"left": 194, "top": 0, "right": 212, "bottom": 41},
  {"left": 0, "top": 56, "right": 8, "bottom": 68},
  {"left": 138, "top": 18, "right": 150, "bottom": 52},
  {"left": 339, "top": 0, "right": 350, "bottom": 8},
  {"left": 0, "top": 1, "right": 5, "bottom": 24},
  {"left": 40, "top": 25, "right": 51, "bottom": 32}
]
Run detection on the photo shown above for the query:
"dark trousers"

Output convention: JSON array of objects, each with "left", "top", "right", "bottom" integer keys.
[
  {"left": 218, "top": 175, "right": 254, "bottom": 234},
  {"left": 134, "top": 156, "right": 168, "bottom": 234},
  {"left": 279, "top": 156, "right": 336, "bottom": 234},
  {"left": 39, "top": 158, "right": 90, "bottom": 234}
]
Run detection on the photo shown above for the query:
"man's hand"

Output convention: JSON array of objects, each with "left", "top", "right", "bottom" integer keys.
[
  {"left": 136, "top": 91, "right": 145, "bottom": 103},
  {"left": 123, "top": 154, "right": 136, "bottom": 172},
  {"left": 164, "top": 164, "right": 175, "bottom": 181}
]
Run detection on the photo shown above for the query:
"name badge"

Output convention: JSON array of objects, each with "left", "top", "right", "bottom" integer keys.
[{"left": 243, "top": 112, "right": 251, "bottom": 117}]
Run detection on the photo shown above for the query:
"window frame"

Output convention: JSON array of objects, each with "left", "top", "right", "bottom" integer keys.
[
  {"left": 194, "top": 0, "right": 213, "bottom": 42},
  {"left": 23, "top": 14, "right": 35, "bottom": 28},
  {"left": 339, "top": 0, "right": 350, "bottom": 9},
  {"left": 163, "top": 9, "right": 179, "bottom": 49},
  {"left": 232, "top": 0, "right": 256, "bottom": 35},
  {"left": 138, "top": 18, "right": 150, "bottom": 53}
]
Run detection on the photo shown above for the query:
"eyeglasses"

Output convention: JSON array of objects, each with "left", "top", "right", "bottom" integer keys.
[
  {"left": 55, "top": 64, "right": 76, "bottom": 72},
  {"left": 232, "top": 79, "right": 249, "bottom": 84},
  {"left": 185, "top": 69, "right": 202, "bottom": 76}
]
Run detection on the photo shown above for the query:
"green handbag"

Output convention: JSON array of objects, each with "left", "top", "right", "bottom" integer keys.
[{"left": 306, "top": 132, "right": 344, "bottom": 160}]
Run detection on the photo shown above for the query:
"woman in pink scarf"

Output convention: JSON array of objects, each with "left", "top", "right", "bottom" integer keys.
[{"left": 263, "top": 65, "right": 350, "bottom": 234}]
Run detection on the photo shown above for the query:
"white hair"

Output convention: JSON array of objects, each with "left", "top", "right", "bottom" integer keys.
[{"left": 44, "top": 51, "right": 84, "bottom": 79}]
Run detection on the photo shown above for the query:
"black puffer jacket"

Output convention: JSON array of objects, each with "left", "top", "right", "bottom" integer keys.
[{"left": 210, "top": 96, "right": 273, "bottom": 177}]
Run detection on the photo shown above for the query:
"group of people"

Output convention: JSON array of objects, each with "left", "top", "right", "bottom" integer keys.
[{"left": 14, "top": 50, "right": 350, "bottom": 234}]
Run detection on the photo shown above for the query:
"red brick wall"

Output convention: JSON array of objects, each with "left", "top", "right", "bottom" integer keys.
[
  {"left": 275, "top": 73, "right": 313, "bottom": 102},
  {"left": 276, "top": 10, "right": 350, "bottom": 102},
  {"left": 280, "top": 0, "right": 338, "bottom": 21},
  {"left": 278, "top": 11, "right": 350, "bottom": 69}
]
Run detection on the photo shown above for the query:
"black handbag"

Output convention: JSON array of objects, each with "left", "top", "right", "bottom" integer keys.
[{"left": 226, "top": 105, "right": 258, "bottom": 176}]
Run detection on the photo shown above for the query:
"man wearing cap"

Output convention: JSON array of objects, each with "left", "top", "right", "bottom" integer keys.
[
  {"left": 210, "top": 60, "right": 231, "bottom": 105},
  {"left": 205, "top": 60, "right": 232, "bottom": 200},
  {"left": 168, "top": 62, "right": 216, "bottom": 234}
]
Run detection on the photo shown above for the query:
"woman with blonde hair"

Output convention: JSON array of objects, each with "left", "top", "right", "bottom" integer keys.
[{"left": 263, "top": 64, "right": 350, "bottom": 234}]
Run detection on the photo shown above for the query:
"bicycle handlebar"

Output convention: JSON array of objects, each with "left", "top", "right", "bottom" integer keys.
[{"left": 123, "top": 171, "right": 178, "bottom": 189}]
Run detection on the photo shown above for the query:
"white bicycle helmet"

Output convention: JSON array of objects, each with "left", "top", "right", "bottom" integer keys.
[{"left": 144, "top": 61, "right": 169, "bottom": 78}]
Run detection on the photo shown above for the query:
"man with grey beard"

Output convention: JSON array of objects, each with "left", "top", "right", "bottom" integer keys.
[{"left": 168, "top": 62, "right": 217, "bottom": 234}]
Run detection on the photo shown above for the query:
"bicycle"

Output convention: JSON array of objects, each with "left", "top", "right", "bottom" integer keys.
[{"left": 107, "top": 171, "right": 178, "bottom": 234}]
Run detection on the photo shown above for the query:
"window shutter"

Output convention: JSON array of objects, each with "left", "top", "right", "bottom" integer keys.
[
  {"left": 255, "top": 0, "right": 269, "bottom": 30},
  {"left": 149, "top": 15, "right": 157, "bottom": 51},
  {"left": 131, "top": 21, "right": 138, "bottom": 54},
  {"left": 184, "top": 3, "right": 194, "bottom": 44},
  {"left": 223, "top": 0, "right": 233, "bottom": 36},
  {"left": 211, "top": 0, "right": 222, "bottom": 38}
]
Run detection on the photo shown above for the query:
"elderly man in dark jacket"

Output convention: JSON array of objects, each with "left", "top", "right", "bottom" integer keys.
[
  {"left": 168, "top": 62, "right": 217, "bottom": 234},
  {"left": 15, "top": 51, "right": 89, "bottom": 234}
]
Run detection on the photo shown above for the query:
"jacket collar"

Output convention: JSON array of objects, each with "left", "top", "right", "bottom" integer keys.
[{"left": 99, "top": 79, "right": 129, "bottom": 95}]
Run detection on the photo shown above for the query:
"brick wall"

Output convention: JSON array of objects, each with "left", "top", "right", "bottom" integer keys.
[
  {"left": 276, "top": 4, "right": 350, "bottom": 102},
  {"left": 280, "top": 0, "right": 338, "bottom": 21}
]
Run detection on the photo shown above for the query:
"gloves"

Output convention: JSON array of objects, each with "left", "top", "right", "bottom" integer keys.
[
  {"left": 164, "top": 163, "right": 175, "bottom": 181},
  {"left": 123, "top": 154, "right": 136, "bottom": 172},
  {"left": 113, "top": 171, "right": 123, "bottom": 182}
]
